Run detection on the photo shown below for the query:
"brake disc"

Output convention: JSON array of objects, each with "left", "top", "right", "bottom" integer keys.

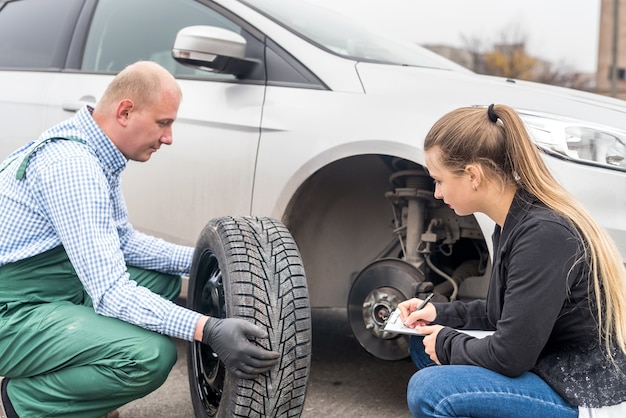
[{"left": 347, "top": 258, "right": 424, "bottom": 360}]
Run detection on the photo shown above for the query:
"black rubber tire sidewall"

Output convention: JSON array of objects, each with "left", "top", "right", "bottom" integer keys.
[{"left": 187, "top": 216, "right": 312, "bottom": 418}]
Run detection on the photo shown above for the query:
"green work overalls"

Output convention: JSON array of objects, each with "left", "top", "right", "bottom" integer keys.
[{"left": 0, "top": 138, "right": 183, "bottom": 417}]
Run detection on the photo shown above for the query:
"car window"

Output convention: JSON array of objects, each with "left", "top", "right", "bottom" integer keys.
[
  {"left": 0, "top": 0, "right": 83, "bottom": 69},
  {"left": 81, "top": 0, "right": 242, "bottom": 78},
  {"left": 243, "top": 0, "right": 469, "bottom": 71}
]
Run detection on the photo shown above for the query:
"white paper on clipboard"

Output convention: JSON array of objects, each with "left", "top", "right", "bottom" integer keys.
[{"left": 383, "top": 309, "right": 494, "bottom": 339}]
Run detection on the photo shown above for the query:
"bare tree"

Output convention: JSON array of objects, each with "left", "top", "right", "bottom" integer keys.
[
  {"left": 460, "top": 35, "right": 487, "bottom": 73},
  {"left": 534, "top": 60, "right": 595, "bottom": 91},
  {"left": 458, "top": 25, "right": 589, "bottom": 91}
]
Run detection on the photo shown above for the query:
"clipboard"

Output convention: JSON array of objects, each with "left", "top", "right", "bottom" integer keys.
[{"left": 383, "top": 309, "right": 494, "bottom": 339}]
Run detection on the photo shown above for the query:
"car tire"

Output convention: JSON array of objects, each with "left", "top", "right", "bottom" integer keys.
[{"left": 187, "top": 216, "right": 311, "bottom": 417}]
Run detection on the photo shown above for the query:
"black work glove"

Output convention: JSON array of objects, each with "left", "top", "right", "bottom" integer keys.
[{"left": 201, "top": 316, "right": 280, "bottom": 379}]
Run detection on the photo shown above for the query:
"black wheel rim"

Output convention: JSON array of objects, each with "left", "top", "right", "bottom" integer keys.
[{"left": 190, "top": 251, "right": 226, "bottom": 415}]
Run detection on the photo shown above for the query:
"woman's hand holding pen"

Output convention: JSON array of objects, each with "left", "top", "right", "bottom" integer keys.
[
  {"left": 397, "top": 293, "right": 437, "bottom": 327},
  {"left": 397, "top": 293, "right": 443, "bottom": 364}
]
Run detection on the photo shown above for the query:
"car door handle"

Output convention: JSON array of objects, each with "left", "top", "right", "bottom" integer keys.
[{"left": 62, "top": 95, "right": 97, "bottom": 112}]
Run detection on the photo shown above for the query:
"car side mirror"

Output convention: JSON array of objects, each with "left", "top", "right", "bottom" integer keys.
[{"left": 172, "top": 25, "right": 258, "bottom": 78}]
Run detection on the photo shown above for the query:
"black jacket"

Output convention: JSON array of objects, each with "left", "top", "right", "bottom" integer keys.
[{"left": 432, "top": 189, "right": 626, "bottom": 407}]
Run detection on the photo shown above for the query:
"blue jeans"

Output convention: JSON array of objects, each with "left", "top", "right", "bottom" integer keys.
[{"left": 407, "top": 336, "right": 578, "bottom": 418}]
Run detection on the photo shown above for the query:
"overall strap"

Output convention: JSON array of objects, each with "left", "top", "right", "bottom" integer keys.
[{"left": 0, "top": 136, "right": 87, "bottom": 180}]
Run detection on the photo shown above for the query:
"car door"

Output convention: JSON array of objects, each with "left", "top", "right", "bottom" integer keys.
[{"left": 44, "top": 0, "right": 266, "bottom": 245}]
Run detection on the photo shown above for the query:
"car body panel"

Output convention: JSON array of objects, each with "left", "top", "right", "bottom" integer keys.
[{"left": 0, "top": 71, "right": 56, "bottom": 148}]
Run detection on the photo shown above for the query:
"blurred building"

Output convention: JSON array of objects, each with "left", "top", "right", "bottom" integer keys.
[
  {"left": 425, "top": 1, "right": 626, "bottom": 98},
  {"left": 424, "top": 44, "right": 595, "bottom": 92},
  {"left": 423, "top": 45, "right": 476, "bottom": 69},
  {"left": 596, "top": 0, "right": 626, "bottom": 99}
]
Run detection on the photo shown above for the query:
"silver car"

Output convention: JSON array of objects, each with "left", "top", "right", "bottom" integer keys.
[{"left": 1, "top": 0, "right": 625, "bottom": 416}]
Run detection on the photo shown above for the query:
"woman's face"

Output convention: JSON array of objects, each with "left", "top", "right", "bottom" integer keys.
[{"left": 425, "top": 148, "right": 477, "bottom": 217}]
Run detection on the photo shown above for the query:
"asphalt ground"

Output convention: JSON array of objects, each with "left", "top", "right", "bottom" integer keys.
[{"left": 118, "top": 308, "right": 415, "bottom": 417}]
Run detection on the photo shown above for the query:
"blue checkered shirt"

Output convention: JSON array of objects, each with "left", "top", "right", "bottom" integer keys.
[{"left": 0, "top": 106, "right": 200, "bottom": 341}]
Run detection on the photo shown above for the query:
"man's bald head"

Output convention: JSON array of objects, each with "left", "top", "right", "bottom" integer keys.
[
  {"left": 92, "top": 61, "right": 182, "bottom": 161},
  {"left": 95, "top": 61, "right": 182, "bottom": 114}
]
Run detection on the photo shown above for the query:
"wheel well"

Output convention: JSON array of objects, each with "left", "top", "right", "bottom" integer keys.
[{"left": 283, "top": 154, "right": 489, "bottom": 308}]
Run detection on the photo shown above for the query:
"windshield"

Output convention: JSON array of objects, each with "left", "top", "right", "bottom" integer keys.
[{"left": 242, "top": 0, "right": 468, "bottom": 71}]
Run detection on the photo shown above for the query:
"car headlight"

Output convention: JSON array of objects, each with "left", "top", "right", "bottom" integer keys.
[{"left": 519, "top": 111, "right": 626, "bottom": 170}]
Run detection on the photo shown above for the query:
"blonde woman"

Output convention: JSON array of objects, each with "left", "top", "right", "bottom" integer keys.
[{"left": 398, "top": 104, "right": 626, "bottom": 417}]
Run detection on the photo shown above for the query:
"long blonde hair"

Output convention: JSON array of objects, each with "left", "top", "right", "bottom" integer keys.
[{"left": 424, "top": 104, "right": 626, "bottom": 355}]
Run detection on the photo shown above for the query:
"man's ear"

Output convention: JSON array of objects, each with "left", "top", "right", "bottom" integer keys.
[{"left": 115, "top": 99, "right": 134, "bottom": 127}]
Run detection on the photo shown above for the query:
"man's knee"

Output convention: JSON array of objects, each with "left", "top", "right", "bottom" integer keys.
[
  {"left": 126, "top": 334, "right": 178, "bottom": 394},
  {"left": 127, "top": 268, "right": 182, "bottom": 301},
  {"left": 145, "top": 334, "right": 177, "bottom": 383}
]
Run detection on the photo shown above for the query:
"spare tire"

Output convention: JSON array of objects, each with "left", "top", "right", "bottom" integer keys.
[{"left": 187, "top": 216, "right": 311, "bottom": 417}]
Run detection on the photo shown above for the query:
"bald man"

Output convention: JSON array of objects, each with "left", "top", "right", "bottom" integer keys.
[{"left": 0, "top": 61, "right": 278, "bottom": 418}]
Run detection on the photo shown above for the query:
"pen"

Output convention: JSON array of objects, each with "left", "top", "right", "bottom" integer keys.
[
  {"left": 402, "top": 293, "right": 434, "bottom": 327},
  {"left": 415, "top": 292, "right": 434, "bottom": 311}
]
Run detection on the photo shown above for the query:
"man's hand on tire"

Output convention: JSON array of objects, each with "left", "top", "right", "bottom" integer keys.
[{"left": 201, "top": 316, "right": 280, "bottom": 379}]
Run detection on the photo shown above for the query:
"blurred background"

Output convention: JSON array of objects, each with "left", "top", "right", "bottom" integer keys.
[{"left": 313, "top": 0, "right": 626, "bottom": 99}]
